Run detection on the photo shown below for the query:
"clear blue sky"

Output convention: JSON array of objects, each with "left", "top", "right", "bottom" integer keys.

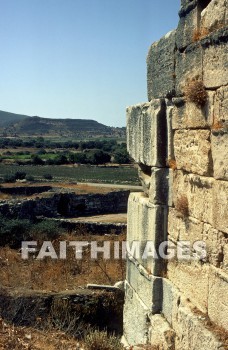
[{"left": 0, "top": 0, "right": 180, "bottom": 127}]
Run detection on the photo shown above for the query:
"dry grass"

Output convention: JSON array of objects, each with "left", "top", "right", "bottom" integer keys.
[
  {"left": 0, "top": 317, "right": 82, "bottom": 350},
  {"left": 166, "top": 159, "right": 177, "bottom": 171},
  {"left": 211, "top": 120, "right": 223, "bottom": 131},
  {"left": 184, "top": 78, "right": 208, "bottom": 107},
  {"left": 193, "top": 22, "right": 225, "bottom": 42},
  {"left": 84, "top": 330, "right": 123, "bottom": 350},
  {"left": 192, "top": 27, "right": 209, "bottom": 42},
  {"left": 0, "top": 317, "right": 124, "bottom": 350},
  {"left": 176, "top": 195, "right": 189, "bottom": 217},
  {"left": 0, "top": 232, "right": 126, "bottom": 292},
  {"left": 0, "top": 193, "right": 11, "bottom": 200}
]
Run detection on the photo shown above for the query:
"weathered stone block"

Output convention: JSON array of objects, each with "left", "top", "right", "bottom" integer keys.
[
  {"left": 175, "top": 305, "right": 225, "bottom": 350},
  {"left": 203, "top": 223, "right": 228, "bottom": 269},
  {"left": 167, "top": 260, "right": 209, "bottom": 313},
  {"left": 202, "top": 28, "right": 228, "bottom": 88},
  {"left": 180, "top": 0, "right": 197, "bottom": 8},
  {"left": 149, "top": 314, "right": 176, "bottom": 350},
  {"left": 147, "top": 30, "right": 176, "bottom": 100},
  {"left": 123, "top": 281, "right": 150, "bottom": 345},
  {"left": 208, "top": 266, "right": 228, "bottom": 330},
  {"left": 213, "top": 180, "right": 228, "bottom": 233},
  {"left": 201, "top": 0, "right": 227, "bottom": 32},
  {"left": 168, "top": 208, "right": 204, "bottom": 243},
  {"left": 162, "top": 278, "right": 181, "bottom": 327},
  {"left": 211, "top": 131, "right": 228, "bottom": 180},
  {"left": 173, "top": 171, "right": 228, "bottom": 233},
  {"left": 175, "top": 42, "right": 203, "bottom": 96},
  {"left": 126, "top": 257, "right": 162, "bottom": 313},
  {"left": 138, "top": 164, "right": 151, "bottom": 195},
  {"left": 168, "top": 208, "right": 226, "bottom": 267},
  {"left": 148, "top": 168, "right": 173, "bottom": 206},
  {"left": 172, "top": 92, "right": 214, "bottom": 129},
  {"left": 166, "top": 100, "right": 175, "bottom": 160},
  {"left": 223, "top": 242, "right": 228, "bottom": 270},
  {"left": 161, "top": 279, "right": 225, "bottom": 349},
  {"left": 174, "top": 129, "right": 212, "bottom": 176},
  {"left": 176, "top": 3, "right": 199, "bottom": 50},
  {"left": 138, "top": 165, "right": 173, "bottom": 206},
  {"left": 126, "top": 100, "right": 167, "bottom": 166},
  {"left": 214, "top": 85, "right": 228, "bottom": 126},
  {"left": 127, "top": 192, "right": 167, "bottom": 275}
]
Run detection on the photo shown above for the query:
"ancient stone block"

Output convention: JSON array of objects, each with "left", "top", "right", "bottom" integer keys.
[
  {"left": 173, "top": 171, "right": 228, "bottom": 233},
  {"left": 211, "top": 131, "right": 228, "bottom": 180},
  {"left": 180, "top": 0, "right": 197, "bottom": 8},
  {"left": 147, "top": 30, "right": 176, "bottom": 100},
  {"left": 203, "top": 223, "right": 228, "bottom": 268},
  {"left": 223, "top": 242, "right": 228, "bottom": 270},
  {"left": 167, "top": 260, "right": 209, "bottom": 313},
  {"left": 138, "top": 165, "right": 173, "bottom": 206},
  {"left": 126, "top": 257, "right": 162, "bottom": 313},
  {"left": 208, "top": 266, "right": 228, "bottom": 330},
  {"left": 138, "top": 164, "right": 151, "bottom": 195},
  {"left": 148, "top": 314, "right": 176, "bottom": 350},
  {"left": 176, "top": 3, "right": 199, "bottom": 50},
  {"left": 172, "top": 92, "right": 214, "bottom": 129},
  {"left": 148, "top": 168, "right": 173, "bottom": 206},
  {"left": 123, "top": 281, "right": 150, "bottom": 345},
  {"left": 162, "top": 278, "right": 181, "bottom": 327},
  {"left": 127, "top": 192, "right": 167, "bottom": 276},
  {"left": 175, "top": 305, "right": 225, "bottom": 350},
  {"left": 166, "top": 100, "right": 175, "bottom": 160},
  {"left": 175, "top": 42, "right": 203, "bottom": 96},
  {"left": 168, "top": 208, "right": 204, "bottom": 242},
  {"left": 214, "top": 85, "right": 228, "bottom": 126},
  {"left": 174, "top": 129, "right": 212, "bottom": 176},
  {"left": 168, "top": 208, "right": 226, "bottom": 267},
  {"left": 213, "top": 180, "right": 228, "bottom": 233},
  {"left": 201, "top": 0, "right": 227, "bottom": 32},
  {"left": 161, "top": 278, "right": 225, "bottom": 349},
  {"left": 202, "top": 28, "right": 228, "bottom": 88},
  {"left": 126, "top": 100, "right": 167, "bottom": 166}
]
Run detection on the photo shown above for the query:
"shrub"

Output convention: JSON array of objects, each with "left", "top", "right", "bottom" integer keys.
[
  {"left": 176, "top": 195, "right": 189, "bottom": 217},
  {"left": 113, "top": 150, "right": 131, "bottom": 164},
  {"left": 84, "top": 330, "right": 123, "bottom": 350},
  {"left": 14, "top": 171, "right": 26, "bottom": 180},
  {"left": 73, "top": 152, "right": 88, "bottom": 164},
  {"left": 31, "top": 220, "right": 61, "bottom": 240},
  {"left": 0, "top": 215, "right": 31, "bottom": 247},
  {"left": 192, "top": 27, "right": 209, "bottom": 42},
  {"left": 166, "top": 159, "right": 177, "bottom": 170},
  {"left": 31, "top": 155, "right": 44, "bottom": 165},
  {"left": 43, "top": 173, "right": 53, "bottom": 180},
  {"left": 184, "top": 78, "right": 208, "bottom": 107},
  {"left": 3, "top": 174, "right": 16, "bottom": 183},
  {"left": 211, "top": 120, "right": 223, "bottom": 130},
  {"left": 25, "top": 175, "right": 35, "bottom": 182}
]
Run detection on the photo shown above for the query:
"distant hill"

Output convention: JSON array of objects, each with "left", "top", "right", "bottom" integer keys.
[
  {"left": 0, "top": 110, "right": 30, "bottom": 127},
  {"left": 0, "top": 110, "right": 125, "bottom": 138}
]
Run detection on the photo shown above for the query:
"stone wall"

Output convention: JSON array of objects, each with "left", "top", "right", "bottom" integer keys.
[
  {"left": 123, "top": 0, "right": 228, "bottom": 348},
  {"left": 0, "top": 190, "right": 130, "bottom": 220}
]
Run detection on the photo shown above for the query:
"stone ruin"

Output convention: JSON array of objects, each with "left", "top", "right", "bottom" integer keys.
[{"left": 123, "top": 0, "right": 228, "bottom": 348}]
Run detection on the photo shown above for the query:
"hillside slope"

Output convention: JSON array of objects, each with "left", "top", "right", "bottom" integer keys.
[{"left": 0, "top": 110, "right": 125, "bottom": 137}]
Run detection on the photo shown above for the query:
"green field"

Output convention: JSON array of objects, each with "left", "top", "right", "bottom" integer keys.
[{"left": 0, "top": 164, "right": 139, "bottom": 185}]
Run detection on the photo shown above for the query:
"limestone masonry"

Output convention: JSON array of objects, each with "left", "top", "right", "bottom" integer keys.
[{"left": 123, "top": 0, "right": 228, "bottom": 348}]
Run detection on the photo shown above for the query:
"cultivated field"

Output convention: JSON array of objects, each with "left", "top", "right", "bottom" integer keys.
[{"left": 0, "top": 164, "right": 139, "bottom": 185}]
